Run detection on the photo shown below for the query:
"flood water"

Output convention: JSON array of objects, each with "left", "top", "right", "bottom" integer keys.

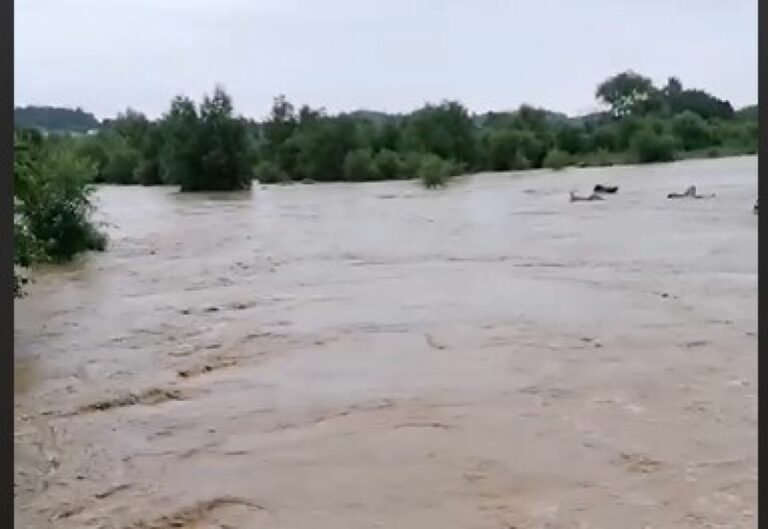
[{"left": 15, "top": 156, "right": 757, "bottom": 528}]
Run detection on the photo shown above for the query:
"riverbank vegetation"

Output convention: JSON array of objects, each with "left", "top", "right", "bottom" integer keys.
[
  {"left": 14, "top": 129, "right": 106, "bottom": 297},
  {"left": 15, "top": 71, "right": 757, "bottom": 193}
]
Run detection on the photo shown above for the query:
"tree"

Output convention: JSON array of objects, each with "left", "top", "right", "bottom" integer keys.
[
  {"left": 374, "top": 149, "right": 404, "bottom": 179},
  {"left": 671, "top": 111, "right": 715, "bottom": 150},
  {"left": 159, "top": 96, "right": 200, "bottom": 185},
  {"left": 400, "top": 101, "right": 477, "bottom": 165},
  {"left": 666, "top": 89, "right": 734, "bottom": 120},
  {"left": 555, "top": 125, "right": 587, "bottom": 154},
  {"left": 279, "top": 113, "right": 362, "bottom": 181},
  {"left": 630, "top": 128, "right": 677, "bottom": 163},
  {"left": 343, "top": 148, "right": 379, "bottom": 181},
  {"left": 134, "top": 124, "right": 165, "bottom": 185},
  {"left": 482, "top": 129, "right": 534, "bottom": 170},
  {"left": 542, "top": 148, "right": 571, "bottom": 170},
  {"left": 103, "top": 144, "right": 141, "bottom": 184},
  {"left": 663, "top": 76, "right": 683, "bottom": 98},
  {"left": 253, "top": 160, "right": 289, "bottom": 184},
  {"left": 107, "top": 108, "right": 150, "bottom": 149},
  {"left": 596, "top": 71, "right": 656, "bottom": 117},
  {"left": 159, "top": 87, "right": 252, "bottom": 191},
  {"left": 590, "top": 124, "right": 619, "bottom": 151},
  {"left": 193, "top": 87, "right": 253, "bottom": 191}
]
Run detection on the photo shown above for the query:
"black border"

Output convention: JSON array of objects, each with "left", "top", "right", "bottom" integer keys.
[
  {"left": 758, "top": 0, "right": 767, "bottom": 524},
  {"left": 2, "top": 0, "right": 13, "bottom": 527}
]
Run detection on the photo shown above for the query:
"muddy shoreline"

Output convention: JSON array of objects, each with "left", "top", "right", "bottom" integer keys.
[{"left": 15, "top": 157, "right": 757, "bottom": 528}]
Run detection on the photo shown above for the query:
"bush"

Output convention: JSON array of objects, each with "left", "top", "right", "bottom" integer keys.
[
  {"left": 630, "top": 129, "right": 677, "bottom": 163},
  {"left": 418, "top": 153, "right": 453, "bottom": 188},
  {"left": 401, "top": 152, "right": 425, "bottom": 179},
  {"left": 583, "top": 148, "right": 615, "bottom": 167},
  {"left": 102, "top": 147, "right": 141, "bottom": 184},
  {"left": 253, "top": 160, "right": 290, "bottom": 184},
  {"left": 590, "top": 125, "right": 619, "bottom": 152},
  {"left": 511, "top": 151, "right": 531, "bottom": 170},
  {"left": 24, "top": 149, "right": 107, "bottom": 261},
  {"left": 374, "top": 149, "right": 404, "bottom": 179},
  {"left": 671, "top": 111, "right": 714, "bottom": 151},
  {"left": 134, "top": 158, "right": 163, "bottom": 186},
  {"left": 75, "top": 139, "right": 110, "bottom": 181},
  {"left": 706, "top": 147, "right": 722, "bottom": 158},
  {"left": 542, "top": 148, "right": 572, "bottom": 170},
  {"left": 343, "top": 148, "right": 380, "bottom": 181}
]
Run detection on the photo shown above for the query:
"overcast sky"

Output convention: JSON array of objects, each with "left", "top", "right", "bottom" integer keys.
[{"left": 15, "top": 0, "right": 757, "bottom": 120}]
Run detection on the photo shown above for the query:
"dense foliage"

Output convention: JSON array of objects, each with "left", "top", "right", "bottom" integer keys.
[
  {"left": 14, "top": 130, "right": 106, "bottom": 297},
  {"left": 18, "top": 72, "right": 758, "bottom": 193}
]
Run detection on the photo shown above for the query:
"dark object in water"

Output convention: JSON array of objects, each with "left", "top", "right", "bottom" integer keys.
[
  {"left": 594, "top": 184, "right": 618, "bottom": 194},
  {"left": 754, "top": 200, "right": 758, "bottom": 214},
  {"left": 667, "top": 185, "right": 715, "bottom": 199},
  {"left": 570, "top": 191, "right": 604, "bottom": 202}
]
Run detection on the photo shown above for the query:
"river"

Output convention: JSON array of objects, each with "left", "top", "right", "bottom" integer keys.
[{"left": 15, "top": 156, "right": 757, "bottom": 528}]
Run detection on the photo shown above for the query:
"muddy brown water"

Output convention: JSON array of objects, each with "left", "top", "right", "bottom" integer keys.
[{"left": 15, "top": 157, "right": 757, "bottom": 528}]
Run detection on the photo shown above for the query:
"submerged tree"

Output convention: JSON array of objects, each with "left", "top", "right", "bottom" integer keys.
[{"left": 159, "top": 86, "right": 252, "bottom": 191}]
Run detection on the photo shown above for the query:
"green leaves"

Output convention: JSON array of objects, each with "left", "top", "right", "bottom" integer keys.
[{"left": 13, "top": 134, "right": 106, "bottom": 297}]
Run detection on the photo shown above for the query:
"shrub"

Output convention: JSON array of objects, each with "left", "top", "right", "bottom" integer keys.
[
  {"left": 542, "top": 148, "right": 572, "bottom": 170},
  {"left": 630, "top": 129, "right": 677, "bottom": 163},
  {"left": 671, "top": 111, "right": 714, "bottom": 150},
  {"left": 706, "top": 147, "right": 722, "bottom": 158},
  {"left": 401, "top": 152, "right": 425, "bottom": 179},
  {"left": 134, "top": 158, "right": 163, "bottom": 186},
  {"left": 23, "top": 148, "right": 107, "bottom": 262},
  {"left": 343, "top": 148, "right": 380, "bottom": 181},
  {"left": 586, "top": 148, "right": 614, "bottom": 167},
  {"left": 374, "top": 149, "right": 404, "bottom": 180},
  {"left": 511, "top": 151, "right": 531, "bottom": 170},
  {"left": 418, "top": 153, "right": 453, "bottom": 188},
  {"left": 253, "top": 160, "right": 290, "bottom": 184},
  {"left": 102, "top": 147, "right": 141, "bottom": 184},
  {"left": 75, "top": 139, "right": 110, "bottom": 181}
]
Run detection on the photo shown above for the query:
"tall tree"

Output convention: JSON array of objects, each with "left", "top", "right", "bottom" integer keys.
[{"left": 596, "top": 71, "right": 656, "bottom": 118}]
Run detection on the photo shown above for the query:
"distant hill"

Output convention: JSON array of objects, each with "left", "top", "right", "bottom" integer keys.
[{"left": 14, "top": 106, "right": 100, "bottom": 134}]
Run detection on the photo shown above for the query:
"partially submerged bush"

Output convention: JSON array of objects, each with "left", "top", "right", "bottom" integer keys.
[
  {"left": 542, "top": 148, "right": 572, "bottom": 170},
  {"left": 25, "top": 149, "right": 107, "bottom": 261},
  {"left": 162, "top": 87, "right": 253, "bottom": 191},
  {"left": 14, "top": 138, "right": 107, "bottom": 298},
  {"left": 418, "top": 153, "right": 454, "bottom": 188},
  {"left": 581, "top": 148, "right": 615, "bottom": 167},
  {"left": 253, "top": 160, "right": 290, "bottom": 184}
]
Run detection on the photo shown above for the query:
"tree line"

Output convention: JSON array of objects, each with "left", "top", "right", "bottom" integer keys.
[{"left": 17, "top": 70, "right": 757, "bottom": 192}]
